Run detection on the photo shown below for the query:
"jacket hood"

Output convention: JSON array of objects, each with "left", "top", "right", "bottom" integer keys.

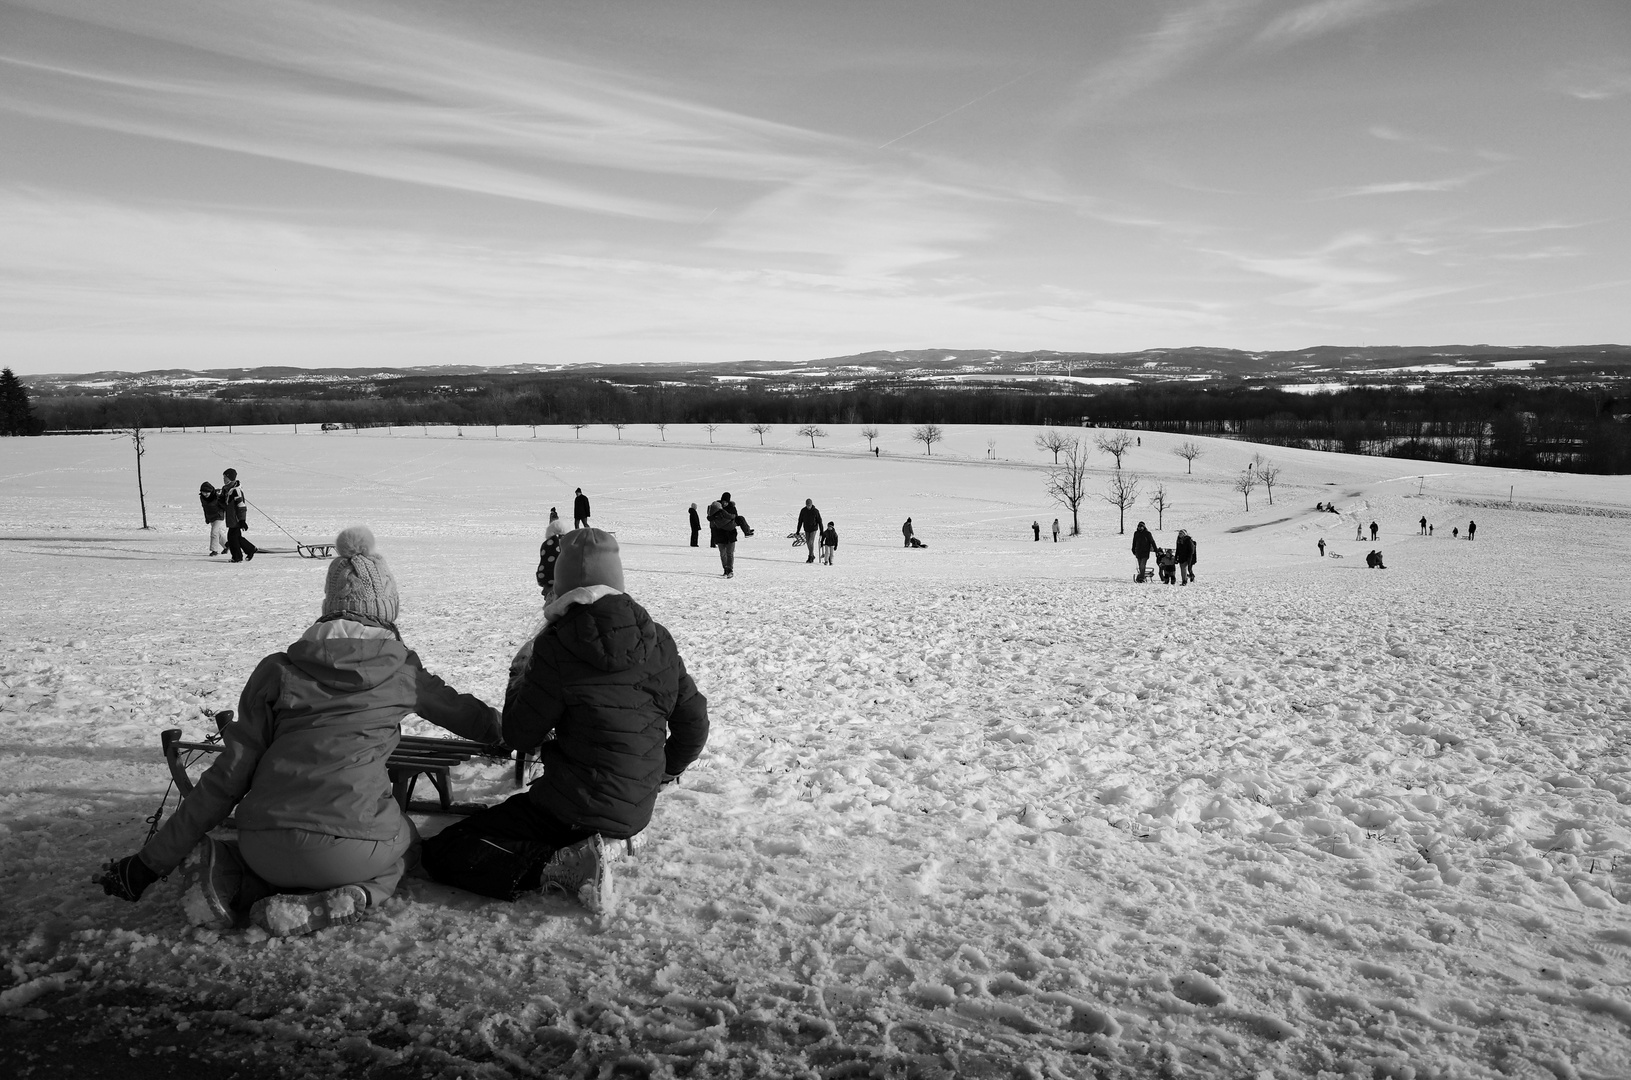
[
  {"left": 549, "top": 592, "right": 656, "bottom": 673},
  {"left": 285, "top": 634, "right": 409, "bottom": 692}
]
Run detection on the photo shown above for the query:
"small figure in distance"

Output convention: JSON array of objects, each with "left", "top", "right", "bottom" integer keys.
[
  {"left": 1317, "top": 538, "right": 1326, "bottom": 557},
  {"left": 573, "top": 488, "right": 591, "bottom": 530},
  {"left": 1366, "top": 550, "right": 1387, "bottom": 569},
  {"left": 1453, "top": 526, "right": 1459, "bottom": 539},
  {"left": 1370, "top": 521, "right": 1379, "bottom": 541},
  {"left": 1419, "top": 515, "right": 1427, "bottom": 535},
  {"left": 1032, "top": 520, "right": 1040, "bottom": 542},
  {"left": 1468, "top": 520, "right": 1476, "bottom": 541},
  {"left": 688, "top": 503, "right": 700, "bottom": 548},
  {"left": 820, "top": 521, "right": 838, "bottom": 565},
  {"left": 1052, "top": 518, "right": 1060, "bottom": 543},
  {"left": 902, "top": 517, "right": 914, "bottom": 548}
]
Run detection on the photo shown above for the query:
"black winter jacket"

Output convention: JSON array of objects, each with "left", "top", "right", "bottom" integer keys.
[
  {"left": 707, "top": 500, "right": 739, "bottom": 545},
  {"left": 503, "top": 593, "right": 708, "bottom": 837},
  {"left": 1175, "top": 534, "right": 1196, "bottom": 563},
  {"left": 1131, "top": 526, "right": 1156, "bottom": 559},
  {"left": 797, "top": 504, "right": 823, "bottom": 533}
]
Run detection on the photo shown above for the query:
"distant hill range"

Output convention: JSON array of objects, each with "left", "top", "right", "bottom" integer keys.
[{"left": 23, "top": 343, "right": 1631, "bottom": 395}]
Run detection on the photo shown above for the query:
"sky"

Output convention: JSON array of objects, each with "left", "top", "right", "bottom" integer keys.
[{"left": 1, "top": 0, "right": 1628, "bottom": 374}]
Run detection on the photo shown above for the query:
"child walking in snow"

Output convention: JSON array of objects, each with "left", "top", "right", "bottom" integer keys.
[
  {"left": 94, "top": 527, "right": 500, "bottom": 937},
  {"left": 820, "top": 521, "right": 838, "bottom": 565},
  {"left": 420, "top": 529, "right": 709, "bottom": 915}
]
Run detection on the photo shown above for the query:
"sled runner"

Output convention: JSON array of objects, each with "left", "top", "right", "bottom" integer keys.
[
  {"left": 296, "top": 541, "right": 336, "bottom": 559},
  {"left": 159, "top": 712, "right": 519, "bottom": 820}
]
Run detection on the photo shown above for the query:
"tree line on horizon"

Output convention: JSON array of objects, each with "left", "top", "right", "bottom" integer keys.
[{"left": 20, "top": 373, "right": 1631, "bottom": 473}]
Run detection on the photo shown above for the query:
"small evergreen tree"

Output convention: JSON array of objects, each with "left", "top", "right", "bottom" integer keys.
[{"left": 0, "top": 368, "right": 39, "bottom": 436}]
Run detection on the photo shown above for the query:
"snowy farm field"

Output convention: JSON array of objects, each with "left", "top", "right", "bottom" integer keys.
[{"left": 3, "top": 424, "right": 1631, "bottom": 1079}]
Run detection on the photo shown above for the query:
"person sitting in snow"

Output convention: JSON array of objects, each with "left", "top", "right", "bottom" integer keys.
[
  {"left": 93, "top": 527, "right": 501, "bottom": 937},
  {"left": 420, "top": 529, "right": 709, "bottom": 915},
  {"left": 1366, "top": 549, "right": 1387, "bottom": 569}
]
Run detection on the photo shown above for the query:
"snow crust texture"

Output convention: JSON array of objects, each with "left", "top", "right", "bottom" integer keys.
[{"left": 3, "top": 425, "right": 1630, "bottom": 1078}]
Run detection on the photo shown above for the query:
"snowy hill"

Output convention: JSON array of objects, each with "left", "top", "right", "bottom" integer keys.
[{"left": 2, "top": 424, "right": 1629, "bottom": 1077}]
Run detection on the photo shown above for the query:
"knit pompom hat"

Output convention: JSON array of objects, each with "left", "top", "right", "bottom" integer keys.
[
  {"left": 552, "top": 528, "right": 624, "bottom": 595},
  {"left": 322, "top": 526, "right": 400, "bottom": 624}
]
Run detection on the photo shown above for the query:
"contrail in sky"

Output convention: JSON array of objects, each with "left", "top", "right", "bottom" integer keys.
[{"left": 878, "top": 72, "right": 1031, "bottom": 150}]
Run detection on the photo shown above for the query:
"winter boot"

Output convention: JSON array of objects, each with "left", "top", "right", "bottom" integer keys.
[
  {"left": 536, "top": 834, "right": 614, "bottom": 916},
  {"left": 250, "top": 885, "right": 369, "bottom": 938},
  {"left": 177, "top": 836, "right": 247, "bottom": 931}
]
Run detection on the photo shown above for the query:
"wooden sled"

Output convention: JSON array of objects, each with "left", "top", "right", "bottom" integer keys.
[
  {"left": 161, "top": 712, "right": 519, "bottom": 817},
  {"left": 296, "top": 542, "right": 335, "bottom": 559}
]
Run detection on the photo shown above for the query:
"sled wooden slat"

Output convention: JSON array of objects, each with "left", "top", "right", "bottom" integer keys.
[
  {"left": 296, "top": 543, "right": 335, "bottom": 559},
  {"left": 161, "top": 724, "right": 518, "bottom": 817}
]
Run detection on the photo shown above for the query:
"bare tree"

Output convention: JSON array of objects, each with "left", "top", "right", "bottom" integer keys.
[
  {"left": 704, "top": 423, "right": 719, "bottom": 444},
  {"left": 749, "top": 422, "right": 772, "bottom": 445},
  {"left": 860, "top": 425, "right": 880, "bottom": 451},
  {"left": 1035, "top": 428, "right": 1073, "bottom": 464},
  {"left": 1101, "top": 471, "right": 1142, "bottom": 534},
  {"left": 1095, "top": 430, "right": 1135, "bottom": 469},
  {"left": 654, "top": 421, "right": 667, "bottom": 442},
  {"left": 570, "top": 421, "right": 589, "bottom": 440},
  {"left": 124, "top": 424, "right": 152, "bottom": 529},
  {"left": 1149, "top": 482, "right": 1170, "bottom": 530},
  {"left": 796, "top": 424, "right": 826, "bottom": 449},
  {"left": 1234, "top": 469, "right": 1260, "bottom": 510},
  {"left": 1043, "top": 436, "right": 1089, "bottom": 536},
  {"left": 609, "top": 421, "right": 626, "bottom": 440},
  {"left": 1174, "top": 441, "right": 1203, "bottom": 473},
  {"left": 912, "top": 423, "right": 944, "bottom": 456},
  {"left": 1257, "top": 461, "right": 1281, "bottom": 505}
]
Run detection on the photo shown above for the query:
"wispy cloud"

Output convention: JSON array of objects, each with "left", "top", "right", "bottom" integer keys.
[
  {"left": 0, "top": 0, "right": 851, "bottom": 219},
  {"left": 1067, "top": 0, "right": 1265, "bottom": 119},
  {"left": 1551, "top": 60, "right": 1631, "bottom": 100},
  {"left": 1256, "top": 0, "right": 1427, "bottom": 46},
  {"left": 1320, "top": 171, "right": 1489, "bottom": 199}
]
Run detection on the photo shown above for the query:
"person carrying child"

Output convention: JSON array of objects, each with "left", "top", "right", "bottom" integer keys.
[
  {"left": 93, "top": 527, "right": 501, "bottom": 937},
  {"left": 420, "top": 530, "right": 709, "bottom": 914}
]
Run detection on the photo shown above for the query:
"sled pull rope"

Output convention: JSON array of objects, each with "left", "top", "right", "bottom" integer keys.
[{"left": 243, "top": 496, "right": 306, "bottom": 547}]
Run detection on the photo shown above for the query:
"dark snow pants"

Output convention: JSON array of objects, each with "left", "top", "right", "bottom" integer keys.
[
  {"left": 226, "top": 525, "right": 257, "bottom": 562},
  {"left": 420, "top": 792, "right": 593, "bottom": 901}
]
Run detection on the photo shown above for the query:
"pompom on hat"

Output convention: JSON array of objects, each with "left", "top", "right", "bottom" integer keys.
[
  {"left": 552, "top": 528, "right": 624, "bottom": 595},
  {"left": 322, "top": 526, "right": 400, "bottom": 624}
]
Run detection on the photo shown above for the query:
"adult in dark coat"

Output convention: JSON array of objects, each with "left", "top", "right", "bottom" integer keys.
[
  {"left": 708, "top": 493, "right": 745, "bottom": 576},
  {"left": 1175, "top": 529, "right": 1197, "bottom": 585},
  {"left": 220, "top": 469, "right": 257, "bottom": 563},
  {"left": 1032, "top": 521, "right": 1040, "bottom": 541},
  {"left": 200, "top": 482, "right": 227, "bottom": 555},
  {"left": 573, "top": 488, "right": 591, "bottom": 530},
  {"left": 422, "top": 530, "right": 707, "bottom": 912},
  {"left": 1468, "top": 520, "right": 1476, "bottom": 541},
  {"left": 796, "top": 499, "right": 824, "bottom": 563},
  {"left": 688, "top": 503, "right": 701, "bottom": 547},
  {"left": 1131, "top": 521, "right": 1157, "bottom": 581}
]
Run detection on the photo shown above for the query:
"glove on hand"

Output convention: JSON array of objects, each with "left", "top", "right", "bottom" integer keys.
[{"left": 94, "top": 854, "right": 159, "bottom": 902}]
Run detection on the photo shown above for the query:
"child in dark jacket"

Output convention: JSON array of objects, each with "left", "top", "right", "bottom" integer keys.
[
  {"left": 820, "top": 521, "right": 838, "bottom": 565},
  {"left": 422, "top": 529, "right": 709, "bottom": 915}
]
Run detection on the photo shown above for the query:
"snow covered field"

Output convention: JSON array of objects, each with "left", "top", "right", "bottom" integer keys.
[{"left": 3, "top": 423, "right": 1630, "bottom": 1079}]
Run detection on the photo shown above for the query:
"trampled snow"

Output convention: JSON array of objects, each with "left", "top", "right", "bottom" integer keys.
[{"left": 2, "top": 424, "right": 1629, "bottom": 1078}]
